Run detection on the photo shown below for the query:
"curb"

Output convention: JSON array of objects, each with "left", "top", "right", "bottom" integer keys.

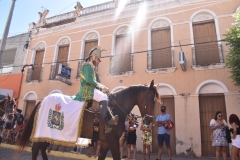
[{"left": 0, "top": 143, "right": 112, "bottom": 160}]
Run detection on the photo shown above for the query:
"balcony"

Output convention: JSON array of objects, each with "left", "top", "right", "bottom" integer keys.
[
  {"left": 80, "top": 1, "right": 115, "bottom": 16},
  {"left": 192, "top": 44, "right": 225, "bottom": 70},
  {"left": 76, "top": 60, "right": 85, "bottom": 78},
  {"left": 26, "top": 67, "right": 43, "bottom": 83},
  {"left": 109, "top": 54, "right": 133, "bottom": 77},
  {"left": 146, "top": 49, "right": 176, "bottom": 74}
]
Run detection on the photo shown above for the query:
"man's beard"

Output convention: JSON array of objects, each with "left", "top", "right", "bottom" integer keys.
[{"left": 92, "top": 60, "right": 97, "bottom": 66}]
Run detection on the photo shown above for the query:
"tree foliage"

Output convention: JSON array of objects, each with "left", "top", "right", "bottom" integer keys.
[{"left": 225, "top": 12, "right": 240, "bottom": 86}]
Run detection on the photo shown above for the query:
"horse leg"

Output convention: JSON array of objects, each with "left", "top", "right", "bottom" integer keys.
[
  {"left": 40, "top": 142, "right": 49, "bottom": 160},
  {"left": 98, "top": 141, "right": 109, "bottom": 160},
  {"left": 32, "top": 142, "right": 40, "bottom": 160},
  {"left": 107, "top": 134, "right": 121, "bottom": 160}
]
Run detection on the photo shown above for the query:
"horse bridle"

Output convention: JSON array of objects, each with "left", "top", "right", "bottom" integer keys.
[
  {"left": 107, "top": 88, "right": 154, "bottom": 121},
  {"left": 0, "top": 98, "right": 15, "bottom": 114}
]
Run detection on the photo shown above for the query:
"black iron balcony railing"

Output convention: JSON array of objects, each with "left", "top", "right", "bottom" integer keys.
[
  {"left": 109, "top": 54, "right": 133, "bottom": 75},
  {"left": 192, "top": 44, "right": 224, "bottom": 66},
  {"left": 26, "top": 67, "right": 43, "bottom": 82}
]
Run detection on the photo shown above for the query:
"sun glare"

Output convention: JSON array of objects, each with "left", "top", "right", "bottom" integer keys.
[{"left": 114, "top": 0, "right": 128, "bottom": 19}]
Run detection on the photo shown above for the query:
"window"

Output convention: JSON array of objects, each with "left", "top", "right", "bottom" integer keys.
[
  {"left": 151, "top": 27, "right": 172, "bottom": 69},
  {"left": 31, "top": 50, "right": 44, "bottom": 81},
  {"left": 84, "top": 40, "right": 98, "bottom": 59},
  {"left": 114, "top": 34, "right": 132, "bottom": 73},
  {"left": 55, "top": 45, "right": 69, "bottom": 76},
  {"left": 193, "top": 20, "right": 220, "bottom": 66},
  {"left": 110, "top": 26, "right": 133, "bottom": 76},
  {"left": 0, "top": 48, "right": 16, "bottom": 74}
]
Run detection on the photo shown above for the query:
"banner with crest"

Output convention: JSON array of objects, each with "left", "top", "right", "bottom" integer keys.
[{"left": 30, "top": 93, "right": 87, "bottom": 147}]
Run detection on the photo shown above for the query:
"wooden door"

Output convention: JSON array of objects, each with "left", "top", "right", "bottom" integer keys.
[
  {"left": 152, "top": 96, "right": 176, "bottom": 154},
  {"left": 32, "top": 50, "right": 44, "bottom": 81},
  {"left": 25, "top": 100, "right": 36, "bottom": 117},
  {"left": 199, "top": 94, "right": 229, "bottom": 157}
]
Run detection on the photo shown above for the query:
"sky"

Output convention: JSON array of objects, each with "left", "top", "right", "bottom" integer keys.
[{"left": 0, "top": 0, "right": 111, "bottom": 37}]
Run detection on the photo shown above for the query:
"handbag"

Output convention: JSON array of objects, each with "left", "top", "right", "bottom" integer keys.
[{"left": 225, "top": 126, "right": 232, "bottom": 143}]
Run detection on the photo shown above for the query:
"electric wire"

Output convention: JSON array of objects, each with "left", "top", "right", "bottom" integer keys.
[{"left": 0, "top": 38, "right": 227, "bottom": 69}]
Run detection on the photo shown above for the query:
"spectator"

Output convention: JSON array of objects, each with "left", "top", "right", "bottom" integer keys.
[
  {"left": 10, "top": 120, "right": 22, "bottom": 143},
  {"left": 119, "top": 117, "right": 129, "bottom": 159},
  {"left": 155, "top": 105, "right": 171, "bottom": 160},
  {"left": 127, "top": 116, "right": 137, "bottom": 160},
  {"left": 229, "top": 114, "right": 240, "bottom": 160},
  {"left": 210, "top": 111, "right": 228, "bottom": 160},
  {"left": 12, "top": 109, "right": 24, "bottom": 127},
  {"left": 87, "top": 118, "right": 101, "bottom": 158},
  {"left": 1, "top": 111, "right": 14, "bottom": 142},
  {"left": 87, "top": 139, "right": 101, "bottom": 158},
  {"left": 141, "top": 118, "right": 152, "bottom": 160}
]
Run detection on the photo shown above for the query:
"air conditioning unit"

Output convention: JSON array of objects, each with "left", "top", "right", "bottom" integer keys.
[{"left": 179, "top": 51, "right": 186, "bottom": 71}]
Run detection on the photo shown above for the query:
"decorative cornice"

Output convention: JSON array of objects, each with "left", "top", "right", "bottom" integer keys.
[
  {"left": 59, "top": 39, "right": 70, "bottom": 46},
  {"left": 116, "top": 26, "right": 132, "bottom": 35},
  {"left": 85, "top": 32, "right": 99, "bottom": 41},
  {"left": 192, "top": 63, "right": 226, "bottom": 70},
  {"left": 108, "top": 71, "right": 134, "bottom": 77},
  {"left": 31, "top": 0, "right": 203, "bottom": 36},
  {"left": 35, "top": 43, "right": 45, "bottom": 50},
  {"left": 193, "top": 13, "right": 214, "bottom": 22},
  {"left": 146, "top": 67, "right": 177, "bottom": 74},
  {"left": 152, "top": 20, "right": 170, "bottom": 29}
]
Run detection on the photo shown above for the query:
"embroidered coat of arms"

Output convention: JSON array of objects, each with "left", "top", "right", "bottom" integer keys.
[{"left": 47, "top": 103, "right": 64, "bottom": 130}]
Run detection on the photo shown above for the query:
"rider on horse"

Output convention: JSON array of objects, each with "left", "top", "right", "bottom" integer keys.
[{"left": 71, "top": 46, "right": 118, "bottom": 133}]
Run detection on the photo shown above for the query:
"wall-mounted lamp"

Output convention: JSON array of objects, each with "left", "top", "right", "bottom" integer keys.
[{"left": 21, "top": 64, "right": 34, "bottom": 73}]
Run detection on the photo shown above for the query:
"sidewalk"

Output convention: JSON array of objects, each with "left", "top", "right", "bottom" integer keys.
[{"left": 0, "top": 143, "right": 230, "bottom": 160}]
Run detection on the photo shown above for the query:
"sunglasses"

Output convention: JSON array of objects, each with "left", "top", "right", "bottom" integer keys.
[{"left": 217, "top": 115, "right": 223, "bottom": 118}]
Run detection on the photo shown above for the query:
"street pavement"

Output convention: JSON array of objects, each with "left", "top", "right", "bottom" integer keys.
[{"left": 0, "top": 144, "right": 231, "bottom": 160}]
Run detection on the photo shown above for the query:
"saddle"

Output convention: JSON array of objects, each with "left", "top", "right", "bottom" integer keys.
[{"left": 85, "top": 100, "right": 100, "bottom": 113}]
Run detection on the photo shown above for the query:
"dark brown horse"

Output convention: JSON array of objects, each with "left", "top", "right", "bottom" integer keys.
[
  {"left": 17, "top": 80, "right": 160, "bottom": 160},
  {"left": 0, "top": 95, "right": 17, "bottom": 143}
]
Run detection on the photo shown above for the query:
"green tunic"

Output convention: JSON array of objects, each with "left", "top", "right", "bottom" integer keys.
[{"left": 71, "top": 62, "right": 103, "bottom": 101}]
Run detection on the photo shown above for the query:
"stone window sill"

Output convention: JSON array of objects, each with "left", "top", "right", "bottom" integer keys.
[
  {"left": 26, "top": 80, "right": 39, "bottom": 84},
  {"left": 146, "top": 67, "right": 177, "bottom": 74},
  {"left": 192, "top": 63, "right": 226, "bottom": 70},
  {"left": 109, "top": 71, "right": 134, "bottom": 77}
]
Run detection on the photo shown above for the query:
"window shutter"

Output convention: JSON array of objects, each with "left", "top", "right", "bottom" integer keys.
[
  {"left": 84, "top": 40, "right": 98, "bottom": 59},
  {"left": 31, "top": 50, "right": 44, "bottom": 81},
  {"left": 151, "top": 28, "right": 172, "bottom": 69},
  {"left": 193, "top": 21, "right": 219, "bottom": 65},
  {"left": 55, "top": 45, "right": 69, "bottom": 78},
  {"left": 113, "top": 34, "right": 132, "bottom": 73}
]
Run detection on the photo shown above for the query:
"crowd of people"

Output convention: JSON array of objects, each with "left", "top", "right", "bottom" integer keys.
[
  {"left": 210, "top": 111, "right": 240, "bottom": 160},
  {"left": 1, "top": 104, "right": 240, "bottom": 160},
  {"left": 1, "top": 108, "right": 26, "bottom": 144}
]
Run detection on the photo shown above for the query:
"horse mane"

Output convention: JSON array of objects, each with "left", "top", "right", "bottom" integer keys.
[{"left": 110, "top": 84, "right": 160, "bottom": 106}]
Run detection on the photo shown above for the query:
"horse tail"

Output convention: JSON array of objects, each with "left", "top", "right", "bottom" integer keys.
[{"left": 17, "top": 101, "right": 41, "bottom": 152}]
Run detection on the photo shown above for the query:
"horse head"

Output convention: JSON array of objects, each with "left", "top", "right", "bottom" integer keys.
[
  {"left": 138, "top": 80, "right": 160, "bottom": 124},
  {"left": 109, "top": 80, "right": 160, "bottom": 125},
  {"left": 0, "top": 95, "right": 17, "bottom": 117}
]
